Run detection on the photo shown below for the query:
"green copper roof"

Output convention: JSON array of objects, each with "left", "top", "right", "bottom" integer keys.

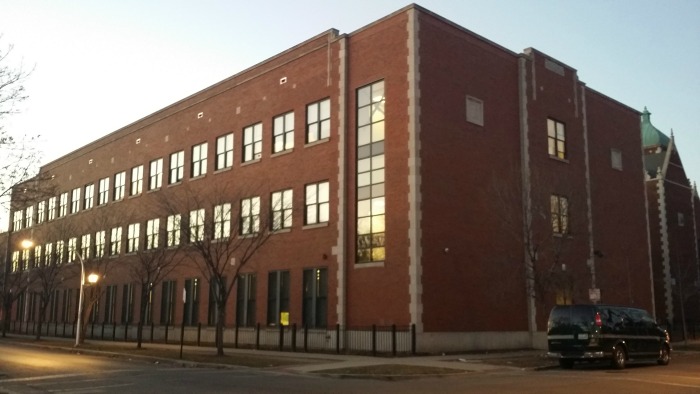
[{"left": 642, "top": 107, "right": 670, "bottom": 148}]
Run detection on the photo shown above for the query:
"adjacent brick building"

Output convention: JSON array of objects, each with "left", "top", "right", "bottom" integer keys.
[{"left": 3, "top": 4, "right": 665, "bottom": 352}]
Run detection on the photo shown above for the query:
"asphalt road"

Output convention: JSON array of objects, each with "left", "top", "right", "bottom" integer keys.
[{"left": 1, "top": 341, "right": 700, "bottom": 393}]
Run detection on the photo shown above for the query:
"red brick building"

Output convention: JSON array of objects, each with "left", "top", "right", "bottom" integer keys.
[{"left": 3, "top": 5, "right": 658, "bottom": 352}]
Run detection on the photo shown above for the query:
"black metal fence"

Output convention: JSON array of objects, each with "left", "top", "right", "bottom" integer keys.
[{"left": 7, "top": 320, "right": 417, "bottom": 356}]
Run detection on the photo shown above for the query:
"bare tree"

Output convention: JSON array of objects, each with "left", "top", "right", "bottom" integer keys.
[
  {"left": 157, "top": 183, "right": 277, "bottom": 356},
  {"left": 0, "top": 231, "right": 36, "bottom": 337},
  {"left": 129, "top": 238, "right": 186, "bottom": 349}
]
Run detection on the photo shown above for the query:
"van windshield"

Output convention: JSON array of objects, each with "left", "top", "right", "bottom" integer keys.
[{"left": 548, "top": 305, "right": 594, "bottom": 334}]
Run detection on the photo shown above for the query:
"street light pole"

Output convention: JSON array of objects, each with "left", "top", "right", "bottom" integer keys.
[{"left": 75, "top": 254, "right": 86, "bottom": 347}]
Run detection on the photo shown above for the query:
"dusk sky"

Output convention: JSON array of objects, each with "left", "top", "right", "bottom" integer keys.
[{"left": 1, "top": 0, "right": 699, "bottom": 227}]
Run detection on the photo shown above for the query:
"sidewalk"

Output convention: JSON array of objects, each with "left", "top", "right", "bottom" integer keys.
[{"left": 1, "top": 333, "right": 541, "bottom": 376}]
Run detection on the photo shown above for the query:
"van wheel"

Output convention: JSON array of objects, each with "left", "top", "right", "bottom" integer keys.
[
  {"left": 611, "top": 346, "right": 626, "bottom": 369},
  {"left": 559, "top": 359, "right": 574, "bottom": 369},
  {"left": 657, "top": 345, "right": 670, "bottom": 366}
]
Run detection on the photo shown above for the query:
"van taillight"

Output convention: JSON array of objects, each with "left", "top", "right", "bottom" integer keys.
[{"left": 595, "top": 312, "right": 602, "bottom": 327}]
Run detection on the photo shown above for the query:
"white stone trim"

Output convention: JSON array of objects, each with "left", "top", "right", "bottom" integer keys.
[{"left": 335, "top": 37, "right": 348, "bottom": 327}]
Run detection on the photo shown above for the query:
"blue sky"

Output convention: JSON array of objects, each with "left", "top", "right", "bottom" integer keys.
[{"left": 1, "top": 0, "right": 699, "bottom": 222}]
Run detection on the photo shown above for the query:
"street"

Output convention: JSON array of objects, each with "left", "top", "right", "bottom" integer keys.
[{"left": 1, "top": 341, "right": 700, "bottom": 393}]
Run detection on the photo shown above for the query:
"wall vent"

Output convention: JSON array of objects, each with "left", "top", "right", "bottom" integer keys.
[
  {"left": 136, "top": 138, "right": 141, "bottom": 144},
  {"left": 197, "top": 112, "right": 204, "bottom": 119},
  {"left": 280, "top": 77, "right": 287, "bottom": 84}
]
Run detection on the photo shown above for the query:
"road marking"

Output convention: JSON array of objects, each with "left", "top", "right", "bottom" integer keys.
[
  {"left": 49, "top": 382, "right": 134, "bottom": 393},
  {"left": 0, "top": 369, "right": 142, "bottom": 383}
]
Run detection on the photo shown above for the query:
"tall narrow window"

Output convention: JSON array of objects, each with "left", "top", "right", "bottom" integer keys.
[
  {"left": 70, "top": 187, "right": 80, "bottom": 214},
  {"left": 243, "top": 123, "right": 262, "bottom": 162},
  {"left": 68, "top": 237, "right": 77, "bottom": 262},
  {"left": 55, "top": 240, "right": 65, "bottom": 265},
  {"left": 127, "top": 223, "right": 140, "bottom": 252},
  {"left": 169, "top": 150, "right": 185, "bottom": 184},
  {"left": 550, "top": 194, "right": 570, "bottom": 235},
  {"left": 189, "top": 209, "right": 205, "bottom": 242},
  {"left": 167, "top": 214, "right": 181, "bottom": 247},
  {"left": 240, "top": 197, "right": 260, "bottom": 235},
  {"left": 84, "top": 183, "right": 94, "bottom": 209},
  {"left": 110, "top": 227, "right": 122, "bottom": 256},
  {"left": 61, "top": 289, "right": 73, "bottom": 323},
  {"left": 59, "top": 192, "right": 68, "bottom": 217},
  {"left": 271, "top": 189, "right": 293, "bottom": 231},
  {"left": 121, "top": 283, "right": 134, "bottom": 323},
  {"left": 267, "top": 270, "right": 290, "bottom": 326},
  {"left": 302, "top": 268, "right": 327, "bottom": 328},
  {"left": 98, "top": 177, "right": 109, "bottom": 205},
  {"left": 114, "top": 171, "right": 126, "bottom": 201},
  {"left": 131, "top": 165, "right": 144, "bottom": 196},
  {"left": 305, "top": 182, "right": 329, "bottom": 225},
  {"left": 547, "top": 118, "right": 567, "bottom": 160},
  {"left": 80, "top": 234, "right": 91, "bottom": 260},
  {"left": 208, "top": 278, "right": 225, "bottom": 326},
  {"left": 214, "top": 203, "right": 231, "bottom": 239},
  {"left": 48, "top": 196, "right": 57, "bottom": 221},
  {"left": 37, "top": 201, "right": 46, "bottom": 224},
  {"left": 215, "top": 133, "right": 234, "bottom": 170},
  {"left": 273, "top": 111, "right": 294, "bottom": 153},
  {"left": 191, "top": 142, "right": 208, "bottom": 177},
  {"left": 95, "top": 230, "right": 106, "bottom": 258},
  {"left": 34, "top": 245, "right": 42, "bottom": 268},
  {"left": 145, "top": 218, "right": 160, "bottom": 250},
  {"left": 44, "top": 242, "right": 53, "bottom": 266},
  {"left": 306, "top": 98, "right": 330, "bottom": 143},
  {"left": 12, "top": 210, "right": 22, "bottom": 231},
  {"left": 24, "top": 206, "right": 33, "bottom": 228},
  {"left": 236, "top": 273, "right": 256, "bottom": 327},
  {"left": 160, "top": 280, "right": 176, "bottom": 325},
  {"left": 149, "top": 158, "right": 163, "bottom": 190},
  {"left": 104, "top": 285, "right": 117, "bottom": 324},
  {"left": 184, "top": 278, "right": 200, "bottom": 326},
  {"left": 356, "top": 80, "right": 386, "bottom": 264}
]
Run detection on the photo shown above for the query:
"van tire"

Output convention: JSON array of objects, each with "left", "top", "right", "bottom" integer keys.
[
  {"left": 611, "top": 346, "right": 626, "bottom": 369},
  {"left": 559, "top": 359, "right": 574, "bottom": 369},
  {"left": 657, "top": 344, "right": 670, "bottom": 366}
]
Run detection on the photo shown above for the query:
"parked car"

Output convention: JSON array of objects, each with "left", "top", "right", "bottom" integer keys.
[{"left": 547, "top": 304, "right": 671, "bottom": 369}]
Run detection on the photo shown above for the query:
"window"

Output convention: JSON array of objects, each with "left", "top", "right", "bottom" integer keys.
[
  {"left": 121, "top": 283, "right": 134, "bottom": 324},
  {"left": 59, "top": 192, "right": 68, "bottom": 217},
  {"left": 149, "top": 158, "right": 163, "bottom": 190},
  {"left": 11, "top": 251, "right": 19, "bottom": 272},
  {"left": 243, "top": 123, "right": 262, "bottom": 162},
  {"left": 70, "top": 187, "right": 80, "bottom": 214},
  {"left": 169, "top": 151, "right": 185, "bottom": 184},
  {"left": 131, "top": 165, "right": 143, "bottom": 196},
  {"left": 356, "top": 80, "right": 386, "bottom": 263},
  {"left": 611, "top": 149, "right": 623, "bottom": 170},
  {"left": 189, "top": 209, "right": 205, "bottom": 242},
  {"left": 271, "top": 189, "right": 293, "bottom": 231},
  {"left": 25, "top": 206, "right": 34, "bottom": 228},
  {"left": 191, "top": 142, "right": 208, "bottom": 177},
  {"left": 61, "top": 289, "right": 73, "bottom": 323},
  {"left": 127, "top": 223, "right": 140, "bottom": 253},
  {"left": 305, "top": 182, "right": 329, "bottom": 225},
  {"left": 167, "top": 214, "right": 181, "bottom": 247},
  {"left": 215, "top": 133, "right": 233, "bottom": 170},
  {"left": 82, "top": 184, "right": 94, "bottom": 210},
  {"left": 143, "top": 287, "right": 153, "bottom": 325},
  {"left": 302, "top": 268, "right": 327, "bottom": 328},
  {"left": 678, "top": 212, "right": 685, "bottom": 227},
  {"left": 98, "top": 177, "right": 109, "bottom": 205},
  {"left": 240, "top": 197, "right": 260, "bottom": 235},
  {"left": 68, "top": 237, "right": 77, "bottom": 262},
  {"left": 114, "top": 171, "right": 126, "bottom": 201},
  {"left": 104, "top": 285, "right": 117, "bottom": 324},
  {"left": 160, "top": 280, "right": 176, "bottom": 325},
  {"left": 34, "top": 245, "right": 42, "bottom": 268},
  {"left": 146, "top": 218, "right": 160, "bottom": 249},
  {"left": 466, "top": 95, "right": 484, "bottom": 126},
  {"left": 80, "top": 234, "right": 91, "bottom": 260},
  {"left": 95, "top": 230, "right": 106, "bottom": 258},
  {"left": 21, "top": 249, "right": 30, "bottom": 270},
  {"left": 214, "top": 203, "right": 231, "bottom": 239},
  {"left": 48, "top": 197, "right": 57, "bottom": 221},
  {"left": 267, "top": 270, "right": 290, "bottom": 326},
  {"left": 547, "top": 119, "right": 567, "bottom": 160},
  {"left": 44, "top": 242, "right": 53, "bottom": 266},
  {"left": 307, "top": 98, "right": 330, "bottom": 143},
  {"left": 110, "top": 227, "right": 122, "bottom": 256},
  {"left": 551, "top": 194, "right": 570, "bottom": 234},
  {"left": 273, "top": 111, "right": 294, "bottom": 153},
  {"left": 37, "top": 201, "right": 46, "bottom": 224},
  {"left": 55, "top": 240, "right": 65, "bottom": 264},
  {"left": 236, "top": 273, "right": 256, "bottom": 327},
  {"left": 12, "top": 210, "right": 22, "bottom": 231},
  {"left": 208, "top": 278, "right": 225, "bottom": 325},
  {"left": 184, "top": 278, "right": 200, "bottom": 326}
]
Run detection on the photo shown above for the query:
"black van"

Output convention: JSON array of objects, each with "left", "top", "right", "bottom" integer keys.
[{"left": 547, "top": 304, "right": 671, "bottom": 369}]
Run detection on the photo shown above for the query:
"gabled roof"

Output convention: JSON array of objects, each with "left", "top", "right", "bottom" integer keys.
[{"left": 641, "top": 107, "right": 670, "bottom": 148}]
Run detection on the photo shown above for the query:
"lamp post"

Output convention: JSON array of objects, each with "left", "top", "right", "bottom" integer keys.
[{"left": 75, "top": 254, "right": 98, "bottom": 347}]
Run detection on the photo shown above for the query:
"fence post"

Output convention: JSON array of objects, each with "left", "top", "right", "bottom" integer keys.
[
  {"left": 304, "top": 325, "right": 308, "bottom": 352},
  {"left": 372, "top": 324, "right": 377, "bottom": 357},
  {"left": 101, "top": 322, "right": 105, "bottom": 340},
  {"left": 165, "top": 324, "right": 169, "bottom": 344},
  {"left": 336, "top": 324, "right": 341, "bottom": 354},
  {"left": 197, "top": 323, "right": 202, "bottom": 346},
  {"left": 392, "top": 324, "right": 397, "bottom": 356},
  {"left": 235, "top": 324, "right": 239, "bottom": 348},
  {"left": 279, "top": 324, "right": 284, "bottom": 351},
  {"left": 150, "top": 322, "right": 154, "bottom": 343},
  {"left": 411, "top": 324, "right": 416, "bottom": 355},
  {"left": 255, "top": 323, "right": 261, "bottom": 350},
  {"left": 291, "top": 324, "right": 297, "bottom": 352}
]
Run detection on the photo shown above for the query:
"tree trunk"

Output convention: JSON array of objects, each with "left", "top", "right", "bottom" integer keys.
[
  {"left": 216, "top": 303, "right": 226, "bottom": 356},
  {"left": 1, "top": 299, "right": 11, "bottom": 338},
  {"left": 35, "top": 298, "right": 48, "bottom": 340},
  {"left": 136, "top": 285, "right": 149, "bottom": 349}
]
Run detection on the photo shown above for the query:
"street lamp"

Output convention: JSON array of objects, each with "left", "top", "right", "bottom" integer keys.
[{"left": 75, "top": 254, "right": 99, "bottom": 347}]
